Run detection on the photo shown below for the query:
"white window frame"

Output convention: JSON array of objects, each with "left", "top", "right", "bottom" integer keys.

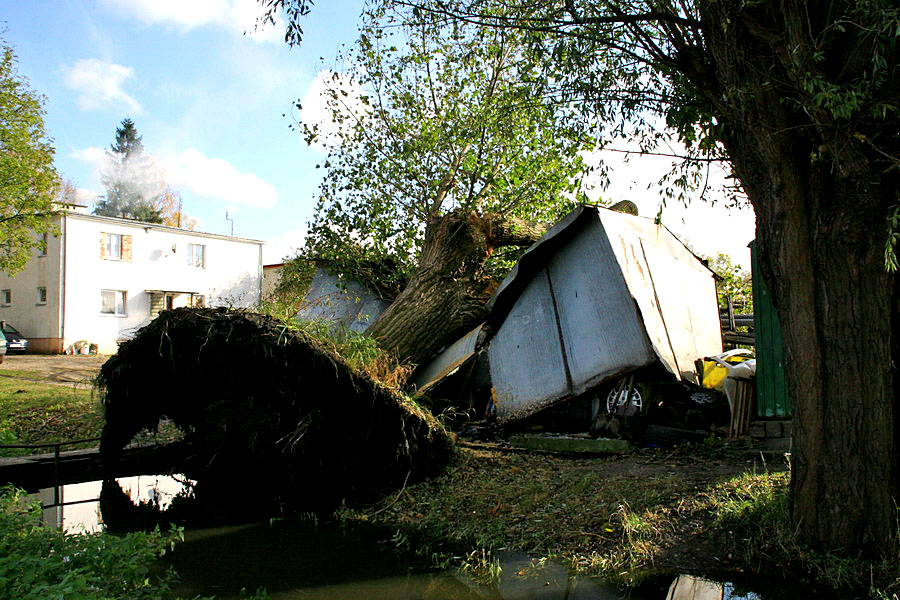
[
  {"left": 36, "top": 287, "right": 47, "bottom": 305},
  {"left": 1, "top": 289, "right": 10, "bottom": 307},
  {"left": 105, "top": 233, "right": 123, "bottom": 261},
  {"left": 100, "top": 289, "right": 127, "bottom": 316},
  {"left": 187, "top": 243, "right": 205, "bottom": 268}
]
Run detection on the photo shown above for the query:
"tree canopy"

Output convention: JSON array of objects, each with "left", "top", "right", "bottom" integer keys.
[
  {"left": 299, "top": 3, "right": 594, "bottom": 289},
  {"left": 0, "top": 40, "right": 60, "bottom": 276}
]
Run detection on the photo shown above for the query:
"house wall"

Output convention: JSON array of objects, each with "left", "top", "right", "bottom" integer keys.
[
  {"left": 262, "top": 264, "right": 284, "bottom": 300},
  {"left": 599, "top": 210, "right": 723, "bottom": 382},
  {"left": 59, "top": 213, "right": 262, "bottom": 354},
  {"left": 0, "top": 217, "right": 65, "bottom": 352}
]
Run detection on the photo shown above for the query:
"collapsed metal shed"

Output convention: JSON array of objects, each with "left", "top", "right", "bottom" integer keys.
[
  {"left": 296, "top": 268, "right": 392, "bottom": 332},
  {"left": 412, "top": 204, "right": 724, "bottom": 424}
]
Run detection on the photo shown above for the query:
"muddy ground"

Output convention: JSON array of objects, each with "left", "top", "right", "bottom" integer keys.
[{"left": 0, "top": 354, "right": 107, "bottom": 387}]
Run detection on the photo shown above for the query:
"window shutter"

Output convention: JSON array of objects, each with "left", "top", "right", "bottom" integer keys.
[
  {"left": 122, "top": 235, "right": 132, "bottom": 262},
  {"left": 99, "top": 233, "right": 106, "bottom": 260}
]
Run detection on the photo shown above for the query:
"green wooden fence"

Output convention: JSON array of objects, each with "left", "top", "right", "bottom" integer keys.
[{"left": 750, "top": 242, "right": 792, "bottom": 417}]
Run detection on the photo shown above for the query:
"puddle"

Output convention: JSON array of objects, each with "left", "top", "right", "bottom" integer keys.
[
  {"left": 28, "top": 477, "right": 793, "bottom": 600},
  {"left": 28, "top": 474, "right": 192, "bottom": 533},
  {"left": 166, "top": 523, "right": 633, "bottom": 600}
]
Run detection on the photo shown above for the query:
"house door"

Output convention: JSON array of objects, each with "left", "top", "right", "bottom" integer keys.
[{"left": 166, "top": 294, "right": 175, "bottom": 311}]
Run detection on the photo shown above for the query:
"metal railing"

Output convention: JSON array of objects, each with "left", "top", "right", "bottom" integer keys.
[{"left": 0, "top": 437, "right": 102, "bottom": 507}]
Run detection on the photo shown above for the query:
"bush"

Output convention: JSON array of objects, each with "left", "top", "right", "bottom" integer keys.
[{"left": 0, "top": 485, "right": 184, "bottom": 599}]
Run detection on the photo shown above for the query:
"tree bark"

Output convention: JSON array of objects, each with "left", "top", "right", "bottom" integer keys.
[
  {"left": 367, "top": 210, "right": 545, "bottom": 365},
  {"left": 695, "top": 0, "right": 899, "bottom": 555}
]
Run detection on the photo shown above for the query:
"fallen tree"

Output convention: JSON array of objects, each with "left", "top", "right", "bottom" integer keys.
[
  {"left": 98, "top": 307, "right": 455, "bottom": 517},
  {"left": 296, "top": 6, "right": 592, "bottom": 366}
]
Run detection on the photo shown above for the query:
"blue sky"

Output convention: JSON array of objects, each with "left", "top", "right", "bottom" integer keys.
[{"left": 2, "top": 0, "right": 756, "bottom": 266}]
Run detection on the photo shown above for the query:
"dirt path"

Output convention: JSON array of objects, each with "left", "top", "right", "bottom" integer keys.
[{"left": 0, "top": 354, "right": 108, "bottom": 388}]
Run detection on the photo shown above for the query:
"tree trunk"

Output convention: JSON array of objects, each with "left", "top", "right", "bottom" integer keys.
[
  {"left": 695, "top": 1, "right": 899, "bottom": 555},
  {"left": 368, "top": 210, "right": 545, "bottom": 365}
]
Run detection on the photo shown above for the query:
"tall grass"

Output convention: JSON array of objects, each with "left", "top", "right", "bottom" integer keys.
[{"left": 290, "top": 319, "right": 413, "bottom": 390}]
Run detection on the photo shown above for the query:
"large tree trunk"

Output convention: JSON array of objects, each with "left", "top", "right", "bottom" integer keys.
[
  {"left": 368, "top": 210, "right": 545, "bottom": 365},
  {"left": 695, "top": 1, "right": 899, "bottom": 555}
]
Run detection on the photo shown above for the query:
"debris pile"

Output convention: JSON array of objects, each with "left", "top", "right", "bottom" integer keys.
[{"left": 98, "top": 307, "right": 454, "bottom": 518}]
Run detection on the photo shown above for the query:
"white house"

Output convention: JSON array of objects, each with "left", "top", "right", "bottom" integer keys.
[{"left": 0, "top": 206, "right": 263, "bottom": 354}]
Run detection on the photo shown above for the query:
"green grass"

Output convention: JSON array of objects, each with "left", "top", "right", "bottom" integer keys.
[
  {"left": 0, "top": 485, "right": 188, "bottom": 599},
  {"left": 0, "top": 376, "right": 103, "bottom": 454}
]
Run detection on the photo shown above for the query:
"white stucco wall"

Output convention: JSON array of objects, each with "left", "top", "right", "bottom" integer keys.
[
  {"left": 0, "top": 217, "right": 65, "bottom": 351},
  {"left": 61, "top": 213, "right": 262, "bottom": 354}
]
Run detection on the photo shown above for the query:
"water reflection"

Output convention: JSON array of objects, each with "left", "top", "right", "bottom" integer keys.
[
  {"left": 167, "top": 525, "right": 631, "bottom": 600},
  {"left": 29, "top": 474, "right": 191, "bottom": 533},
  {"left": 29, "top": 477, "right": 773, "bottom": 600},
  {"left": 666, "top": 575, "right": 760, "bottom": 600}
]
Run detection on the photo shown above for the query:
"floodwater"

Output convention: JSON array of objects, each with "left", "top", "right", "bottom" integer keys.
[
  {"left": 29, "top": 473, "right": 191, "bottom": 533},
  {"left": 32, "top": 477, "right": 779, "bottom": 600}
]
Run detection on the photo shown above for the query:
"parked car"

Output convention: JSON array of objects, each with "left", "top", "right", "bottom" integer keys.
[
  {"left": 0, "top": 329, "right": 6, "bottom": 364},
  {"left": 0, "top": 321, "right": 28, "bottom": 353}
]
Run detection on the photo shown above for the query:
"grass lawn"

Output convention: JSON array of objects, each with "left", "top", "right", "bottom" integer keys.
[{"left": 0, "top": 371, "right": 104, "bottom": 454}]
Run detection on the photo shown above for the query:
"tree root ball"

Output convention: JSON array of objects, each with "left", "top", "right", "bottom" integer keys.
[{"left": 98, "top": 307, "right": 455, "bottom": 516}]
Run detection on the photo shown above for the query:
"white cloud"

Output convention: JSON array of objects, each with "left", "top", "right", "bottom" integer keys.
[
  {"left": 299, "top": 70, "right": 369, "bottom": 152},
  {"left": 99, "top": 0, "right": 283, "bottom": 42},
  {"left": 165, "top": 148, "right": 278, "bottom": 209},
  {"left": 72, "top": 145, "right": 278, "bottom": 210},
  {"left": 263, "top": 227, "right": 307, "bottom": 264},
  {"left": 62, "top": 59, "right": 142, "bottom": 114},
  {"left": 70, "top": 146, "right": 107, "bottom": 171},
  {"left": 75, "top": 188, "right": 101, "bottom": 205}
]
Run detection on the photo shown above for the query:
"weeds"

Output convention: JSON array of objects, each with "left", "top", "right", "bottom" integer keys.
[
  {"left": 0, "top": 485, "right": 185, "bottom": 599},
  {"left": 459, "top": 549, "right": 502, "bottom": 585},
  {"left": 267, "top": 317, "right": 413, "bottom": 390}
]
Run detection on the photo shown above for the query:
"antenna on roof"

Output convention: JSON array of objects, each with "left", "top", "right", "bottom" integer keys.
[{"left": 225, "top": 210, "right": 234, "bottom": 236}]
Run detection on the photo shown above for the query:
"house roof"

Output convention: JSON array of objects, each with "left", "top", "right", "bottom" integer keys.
[{"left": 64, "top": 210, "right": 265, "bottom": 245}]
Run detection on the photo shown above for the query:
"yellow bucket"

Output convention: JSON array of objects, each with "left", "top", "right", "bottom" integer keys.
[{"left": 702, "top": 353, "right": 753, "bottom": 390}]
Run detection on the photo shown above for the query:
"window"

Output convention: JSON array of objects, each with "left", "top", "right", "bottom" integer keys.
[
  {"left": 105, "top": 233, "right": 123, "bottom": 260},
  {"left": 1, "top": 290, "right": 10, "bottom": 306},
  {"left": 38, "top": 233, "right": 48, "bottom": 256},
  {"left": 187, "top": 244, "right": 205, "bottom": 268},
  {"left": 36, "top": 287, "right": 47, "bottom": 305},
  {"left": 100, "top": 290, "right": 127, "bottom": 316}
]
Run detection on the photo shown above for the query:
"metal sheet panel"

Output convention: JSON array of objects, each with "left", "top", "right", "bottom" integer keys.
[
  {"left": 546, "top": 217, "right": 656, "bottom": 393},
  {"left": 598, "top": 210, "right": 722, "bottom": 380},
  {"left": 489, "top": 269, "right": 570, "bottom": 422},
  {"left": 410, "top": 324, "right": 483, "bottom": 394},
  {"left": 641, "top": 242, "right": 722, "bottom": 380},
  {"left": 296, "top": 269, "right": 389, "bottom": 331},
  {"left": 599, "top": 213, "right": 681, "bottom": 376}
]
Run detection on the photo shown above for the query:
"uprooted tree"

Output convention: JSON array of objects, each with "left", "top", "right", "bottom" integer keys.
[
  {"left": 294, "top": 4, "right": 593, "bottom": 365},
  {"left": 99, "top": 308, "right": 454, "bottom": 517},
  {"left": 265, "top": 0, "right": 900, "bottom": 556}
]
